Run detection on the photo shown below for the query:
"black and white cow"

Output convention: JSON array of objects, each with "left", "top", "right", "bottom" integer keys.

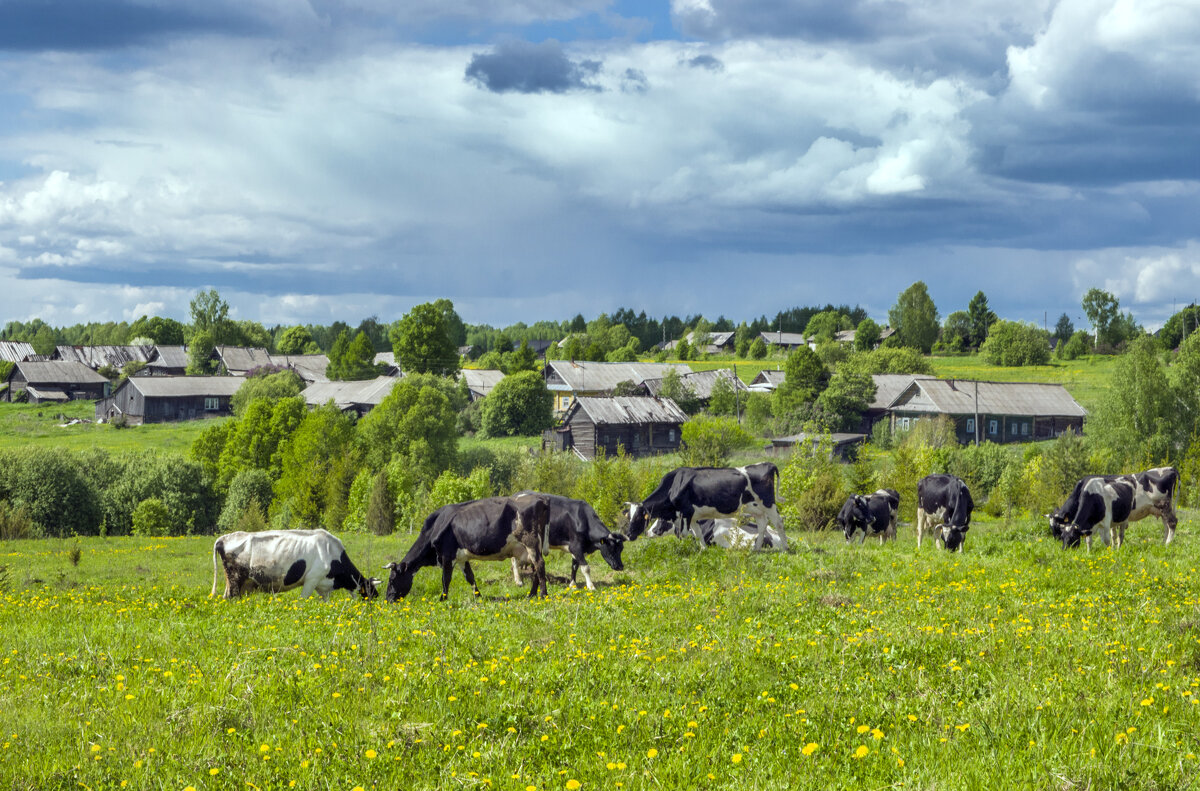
[
  {"left": 1052, "top": 467, "right": 1179, "bottom": 550},
  {"left": 210, "top": 528, "right": 378, "bottom": 599},
  {"left": 509, "top": 492, "right": 626, "bottom": 590},
  {"left": 837, "top": 489, "right": 900, "bottom": 545},
  {"left": 385, "top": 493, "right": 550, "bottom": 601},
  {"left": 646, "top": 517, "right": 785, "bottom": 550},
  {"left": 626, "top": 463, "right": 786, "bottom": 550},
  {"left": 916, "top": 474, "right": 974, "bottom": 551}
]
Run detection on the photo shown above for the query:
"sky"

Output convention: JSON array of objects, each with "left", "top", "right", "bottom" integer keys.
[{"left": 0, "top": 0, "right": 1198, "bottom": 332}]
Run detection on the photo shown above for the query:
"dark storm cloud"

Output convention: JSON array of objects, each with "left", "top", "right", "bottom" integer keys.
[
  {"left": 685, "top": 54, "right": 723, "bottom": 71},
  {"left": 620, "top": 67, "right": 647, "bottom": 93},
  {"left": 674, "top": 0, "right": 907, "bottom": 44},
  {"left": 465, "top": 39, "right": 602, "bottom": 94},
  {"left": 0, "top": 0, "right": 265, "bottom": 51}
]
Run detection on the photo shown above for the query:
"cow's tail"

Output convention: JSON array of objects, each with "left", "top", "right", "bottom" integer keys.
[{"left": 210, "top": 540, "right": 222, "bottom": 598}]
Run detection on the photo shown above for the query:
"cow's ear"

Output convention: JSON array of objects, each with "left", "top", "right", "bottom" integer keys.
[{"left": 382, "top": 562, "right": 397, "bottom": 570}]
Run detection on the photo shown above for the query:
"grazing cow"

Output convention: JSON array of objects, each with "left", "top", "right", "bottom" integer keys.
[
  {"left": 1050, "top": 467, "right": 1178, "bottom": 549},
  {"left": 385, "top": 494, "right": 550, "bottom": 601},
  {"left": 210, "top": 529, "right": 378, "bottom": 599},
  {"left": 837, "top": 489, "right": 901, "bottom": 545},
  {"left": 509, "top": 493, "right": 626, "bottom": 590},
  {"left": 642, "top": 515, "right": 784, "bottom": 550},
  {"left": 626, "top": 463, "right": 786, "bottom": 550},
  {"left": 916, "top": 475, "right": 974, "bottom": 551}
]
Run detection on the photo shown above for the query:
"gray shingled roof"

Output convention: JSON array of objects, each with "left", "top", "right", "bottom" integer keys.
[
  {"left": 125, "top": 376, "right": 243, "bottom": 397},
  {"left": 750, "top": 369, "right": 785, "bottom": 388},
  {"left": 0, "top": 341, "right": 35, "bottom": 363},
  {"left": 54, "top": 345, "right": 155, "bottom": 368},
  {"left": 302, "top": 376, "right": 402, "bottom": 409},
  {"left": 12, "top": 361, "right": 110, "bottom": 385},
  {"left": 545, "top": 360, "right": 692, "bottom": 392},
  {"left": 214, "top": 346, "right": 273, "bottom": 374},
  {"left": 460, "top": 369, "right": 507, "bottom": 397},
  {"left": 148, "top": 345, "right": 189, "bottom": 370},
  {"left": 642, "top": 368, "right": 749, "bottom": 399},
  {"left": 571, "top": 396, "right": 688, "bottom": 425},
  {"left": 270, "top": 354, "right": 331, "bottom": 383},
  {"left": 868, "top": 373, "right": 936, "bottom": 411},
  {"left": 758, "top": 331, "right": 809, "bottom": 346},
  {"left": 890, "top": 379, "right": 1087, "bottom": 417}
]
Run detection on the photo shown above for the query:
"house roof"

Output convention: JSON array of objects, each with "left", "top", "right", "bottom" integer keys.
[
  {"left": 642, "top": 368, "right": 749, "bottom": 399},
  {"left": 269, "top": 354, "right": 330, "bottom": 383},
  {"left": 759, "top": 331, "right": 809, "bottom": 346},
  {"left": 889, "top": 379, "right": 1087, "bottom": 418},
  {"left": 122, "top": 375, "right": 243, "bottom": 398},
  {"left": 570, "top": 396, "right": 688, "bottom": 425},
  {"left": 868, "top": 373, "right": 937, "bottom": 411},
  {"left": 0, "top": 341, "right": 36, "bottom": 363},
  {"left": 54, "top": 345, "right": 155, "bottom": 368},
  {"left": 302, "top": 376, "right": 403, "bottom": 409},
  {"left": 25, "top": 387, "right": 69, "bottom": 401},
  {"left": 213, "top": 346, "right": 273, "bottom": 374},
  {"left": 750, "top": 369, "right": 786, "bottom": 387},
  {"left": 460, "top": 369, "right": 507, "bottom": 397},
  {"left": 771, "top": 432, "right": 867, "bottom": 447},
  {"left": 148, "top": 345, "right": 189, "bottom": 370},
  {"left": 545, "top": 360, "right": 692, "bottom": 393},
  {"left": 11, "top": 360, "right": 110, "bottom": 385}
]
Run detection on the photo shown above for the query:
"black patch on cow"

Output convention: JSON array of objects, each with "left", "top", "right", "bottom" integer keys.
[{"left": 283, "top": 559, "right": 306, "bottom": 587}]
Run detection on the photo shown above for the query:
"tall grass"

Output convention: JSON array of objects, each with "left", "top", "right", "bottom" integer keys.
[{"left": 2, "top": 518, "right": 1197, "bottom": 790}]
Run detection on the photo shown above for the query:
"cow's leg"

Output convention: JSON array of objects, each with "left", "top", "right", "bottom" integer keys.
[
  {"left": 916, "top": 508, "right": 926, "bottom": 549},
  {"left": 762, "top": 505, "right": 787, "bottom": 550},
  {"left": 1098, "top": 524, "right": 1113, "bottom": 548},
  {"left": 577, "top": 558, "right": 595, "bottom": 590},
  {"left": 510, "top": 557, "right": 523, "bottom": 585},
  {"left": 458, "top": 561, "right": 481, "bottom": 598},
  {"left": 526, "top": 546, "right": 547, "bottom": 598},
  {"left": 440, "top": 558, "right": 455, "bottom": 601},
  {"left": 1115, "top": 523, "right": 1126, "bottom": 548},
  {"left": 1164, "top": 513, "right": 1176, "bottom": 545}
]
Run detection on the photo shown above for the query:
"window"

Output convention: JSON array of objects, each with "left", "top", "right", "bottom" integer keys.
[
  {"left": 204, "top": 397, "right": 219, "bottom": 410},
  {"left": 901, "top": 417, "right": 910, "bottom": 430},
  {"left": 668, "top": 429, "right": 676, "bottom": 442},
  {"left": 1021, "top": 422, "right": 1029, "bottom": 436},
  {"left": 1011, "top": 421, "right": 1018, "bottom": 435},
  {"left": 966, "top": 418, "right": 975, "bottom": 434},
  {"left": 989, "top": 420, "right": 998, "bottom": 435}
]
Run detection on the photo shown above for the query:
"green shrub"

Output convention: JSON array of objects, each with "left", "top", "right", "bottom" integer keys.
[
  {"left": 572, "top": 448, "right": 643, "bottom": 527},
  {"left": 233, "top": 499, "right": 268, "bottom": 533},
  {"left": 680, "top": 415, "right": 757, "bottom": 467},
  {"left": 131, "top": 498, "right": 173, "bottom": 537},
  {"left": 778, "top": 432, "right": 849, "bottom": 530},
  {"left": 0, "top": 500, "right": 40, "bottom": 540},
  {"left": 218, "top": 468, "right": 273, "bottom": 533},
  {"left": 511, "top": 451, "right": 580, "bottom": 499}
]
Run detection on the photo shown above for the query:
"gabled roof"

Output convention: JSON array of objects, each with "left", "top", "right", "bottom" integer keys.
[
  {"left": 889, "top": 379, "right": 1087, "bottom": 418},
  {"left": 642, "top": 368, "right": 749, "bottom": 399},
  {"left": 269, "top": 354, "right": 330, "bottom": 383},
  {"left": 213, "top": 346, "right": 273, "bottom": 374},
  {"left": 119, "top": 375, "right": 243, "bottom": 398},
  {"left": 460, "top": 369, "right": 507, "bottom": 397},
  {"left": 568, "top": 396, "right": 688, "bottom": 425},
  {"left": 302, "top": 376, "right": 403, "bottom": 409},
  {"left": 10, "top": 360, "right": 109, "bottom": 385},
  {"left": 869, "top": 373, "right": 937, "bottom": 411},
  {"left": 0, "top": 341, "right": 36, "bottom": 363},
  {"left": 758, "top": 331, "right": 809, "bottom": 346},
  {"left": 54, "top": 345, "right": 155, "bottom": 368},
  {"left": 545, "top": 360, "right": 693, "bottom": 393},
  {"left": 148, "top": 345, "right": 189, "bottom": 370},
  {"left": 750, "top": 369, "right": 785, "bottom": 387}
]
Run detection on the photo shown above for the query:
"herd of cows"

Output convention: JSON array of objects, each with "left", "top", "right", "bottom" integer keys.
[{"left": 209, "top": 463, "right": 1182, "bottom": 602}]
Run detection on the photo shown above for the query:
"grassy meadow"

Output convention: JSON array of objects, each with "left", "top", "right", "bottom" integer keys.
[
  {"left": 928, "top": 353, "right": 1119, "bottom": 414},
  {"left": 3, "top": 514, "right": 1199, "bottom": 790},
  {"left": 0, "top": 401, "right": 219, "bottom": 454}
]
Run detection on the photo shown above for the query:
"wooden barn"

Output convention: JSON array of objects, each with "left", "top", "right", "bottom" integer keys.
[
  {"left": 2, "top": 361, "right": 110, "bottom": 403},
  {"left": 544, "top": 360, "right": 692, "bottom": 413},
  {"left": 96, "top": 376, "right": 242, "bottom": 423},
  {"left": 543, "top": 396, "right": 687, "bottom": 460},
  {"left": 144, "top": 345, "right": 189, "bottom": 376}
]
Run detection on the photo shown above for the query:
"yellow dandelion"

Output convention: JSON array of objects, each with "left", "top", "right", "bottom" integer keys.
[
  {"left": 854, "top": 746, "right": 869, "bottom": 759},
  {"left": 856, "top": 725, "right": 870, "bottom": 734},
  {"left": 209, "top": 768, "right": 219, "bottom": 776},
  {"left": 801, "top": 743, "right": 818, "bottom": 756},
  {"left": 647, "top": 748, "right": 658, "bottom": 759},
  {"left": 566, "top": 780, "right": 581, "bottom": 790},
  {"left": 732, "top": 753, "right": 743, "bottom": 764},
  {"left": 365, "top": 749, "right": 377, "bottom": 759}
]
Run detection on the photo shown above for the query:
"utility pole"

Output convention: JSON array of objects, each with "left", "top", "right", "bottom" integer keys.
[{"left": 974, "top": 380, "right": 980, "bottom": 446}]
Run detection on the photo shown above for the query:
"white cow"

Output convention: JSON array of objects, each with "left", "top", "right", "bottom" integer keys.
[{"left": 211, "top": 529, "right": 378, "bottom": 599}]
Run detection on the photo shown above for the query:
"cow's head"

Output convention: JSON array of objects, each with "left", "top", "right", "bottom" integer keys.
[
  {"left": 1047, "top": 510, "right": 1069, "bottom": 539},
  {"left": 838, "top": 495, "right": 870, "bottom": 542},
  {"left": 383, "top": 561, "right": 413, "bottom": 602},
  {"left": 359, "top": 576, "right": 381, "bottom": 600},
  {"left": 940, "top": 524, "right": 968, "bottom": 552},
  {"left": 625, "top": 502, "right": 648, "bottom": 540},
  {"left": 598, "top": 533, "right": 626, "bottom": 571},
  {"left": 1057, "top": 524, "right": 1084, "bottom": 550}
]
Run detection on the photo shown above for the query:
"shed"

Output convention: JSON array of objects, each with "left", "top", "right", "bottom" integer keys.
[
  {"left": 662, "top": 331, "right": 736, "bottom": 355},
  {"left": 3, "top": 361, "right": 110, "bottom": 403},
  {"left": 748, "top": 369, "right": 785, "bottom": 391},
  {"left": 544, "top": 396, "right": 687, "bottom": 460},
  {"left": 887, "top": 379, "right": 1086, "bottom": 444},
  {"left": 758, "top": 331, "right": 810, "bottom": 350},
  {"left": 768, "top": 432, "right": 867, "bottom": 461},
  {"left": 269, "top": 354, "right": 331, "bottom": 384},
  {"left": 301, "top": 376, "right": 403, "bottom": 416},
  {"left": 96, "top": 376, "right": 242, "bottom": 423}
]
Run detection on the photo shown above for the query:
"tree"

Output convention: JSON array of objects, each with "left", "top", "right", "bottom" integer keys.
[
  {"left": 889, "top": 282, "right": 940, "bottom": 353},
  {"left": 129, "top": 315, "right": 186, "bottom": 345},
  {"left": 708, "top": 375, "right": 737, "bottom": 416},
  {"left": 748, "top": 337, "right": 768, "bottom": 359},
  {"left": 273, "top": 403, "right": 359, "bottom": 529},
  {"left": 1053, "top": 313, "right": 1074, "bottom": 344},
  {"left": 966, "top": 291, "right": 998, "bottom": 348},
  {"left": 186, "top": 329, "right": 217, "bottom": 375},
  {"left": 356, "top": 374, "right": 460, "bottom": 481},
  {"left": 480, "top": 371, "right": 554, "bottom": 437},
  {"left": 276, "top": 325, "right": 320, "bottom": 355},
  {"left": 391, "top": 302, "right": 460, "bottom": 376},
  {"left": 816, "top": 367, "right": 876, "bottom": 431},
  {"left": 853, "top": 318, "right": 881, "bottom": 352},
  {"left": 1082, "top": 288, "right": 1121, "bottom": 348},
  {"left": 659, "top": 369, "right": 701, "bottom": 415},
  {"left": 327, "top": 331, "right": 378, "bottom": 381},
  {"left": 675, "top": 337, "right": 691, "bottom": 361},
  {"left": 941, "top": 311, "right": 973, "bottom": 352},
  {"left": 1057, "top": 330, "right": 1091, "bottom": 360},
  {"left": 217, "top": 468, "right": 274, "bottom": 533},
  {"left": 189, "top": 288, "right": 235, "bottom": 344},
  {"left": 366, "top": 469, "right": 395, "bottom": 536},
  {"left": 979, "top": 321, "right": 1050, "bottom": 366},
  {"left": 680, "top": 415, "right": 756, "bottom": 467},
  {"left": 1088, "top": 335, "right": 1174, "bottom": 466},
  {"left": 804, "top": 311, "right": 847, "bottom": 344},
  {"left": 508, "top": 340, "right": 538, "bottom": 373},
  {"left": 1158, "top": 304, "right": 1200, "bottom": 350},
  {"left": 774, "top": 347, "right": 826, "bottom": 413},
  {"left": 231, "top": 370, "right": 303, "bottom": 417}
]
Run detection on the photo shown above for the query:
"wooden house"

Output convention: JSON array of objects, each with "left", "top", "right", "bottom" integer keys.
[
  {"left": 96, "top": 376, "right": 242, "bottom": 424},
  {"left": 748, "top": 369, "right": 785, "bottom": 391},
  {"left": 460, "top": 369, "right": 507, "bottom": 401},
  {"left": 543, "top": 360, "right": 692, "bottom": 413},
  {"left": 758, "top": 331, "right": 810, "bottom": 351},
  {"left": 887, "top": 379, "right": 1086, "bottom": 444},
  {"left": 860, "top": 373, "right": 936, "bottom": 432},
  {"left": 144, "top": 345, "right": 189, "bottom": 376},
  {"left": 662, "top": 331, "right": 736, "bottom": 355},
  {"left": 212, "top": 346, "right": 273, "bottom": 375},
  {"left": 641, "top": 368, "right": 749, "bottom": 403},
  {"left": 269, "top": 354, "right": 331, "bottom": 384},
  {"left": 767, "top": 432, "right": 867, "bottom": 461},
  {"left": 3, "top": 361, "right": 110, "bottom": 403},
  {"left": 302, "top": 376, "right": 403, "bottom": 416},
  {"left": 543, "top": 397, "right": 687, "bottom": 460}
]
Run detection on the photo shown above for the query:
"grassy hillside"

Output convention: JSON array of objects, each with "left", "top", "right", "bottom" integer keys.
[
  {"left": 1, "top": 515, "right": 1196, "bottom": 789},
  {"left": 0, "top": 401, "right": 223, "bottom": 454},
  {"left": 928, "top": 353, "right": 1118, "bottom": 413}
]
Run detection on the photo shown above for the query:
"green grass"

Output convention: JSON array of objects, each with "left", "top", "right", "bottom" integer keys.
[
  {"left": 928, "top": 353, "right": 1119, "bottom": 413},
  {"left": 3, "top": 514, "right": 1198, "bottom": 789},
  {"left": 0, "top": 401, "right": 224, "bottom": 454}
]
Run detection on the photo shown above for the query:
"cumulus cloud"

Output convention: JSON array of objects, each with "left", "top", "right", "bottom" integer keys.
[
  {"left": 684, "top": 54, "right": 723, "bottom": 71},
  {"left": 465, "top": 40, "right": 603, "bottom": 94}
]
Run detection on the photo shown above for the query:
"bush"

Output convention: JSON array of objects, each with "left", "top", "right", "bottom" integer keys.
[
  {"left": 0, "top": 448, "right": 101, "bottom": 537},
  {"left": 572, "top": 448, "right": 643, "bottom": 528},
  {"left": 511, "top": 451, "right": 581, "bottom": 499},
  {"left": 234, "top": 499, "right": 269, "bottom": 533},
  {"left": 0, "top": 500, "right": 39, "bottom": 540},
  {"left": 680, "top": 415, "right": 757, "bottom": 467},
  {"left": 218, "top": 468, "right": 273, "bottom": 533},
  {"left": 778, "top": 432, "right": 849, "bottom": 530},
  {"left": 366, "top": 469, "right": 395, "bottom": 536},
  {"left": 980, "top": 321, "right": 1051, "bottom": 366},
  {"left": 1057, "top": 330, "right": 1091, "bottom": 361},
  {"left": 131, "top": 498, "right": 173, "bottom": 537},
  {"left": 480, "top": 371, "right": 553, "bottom": 437}
]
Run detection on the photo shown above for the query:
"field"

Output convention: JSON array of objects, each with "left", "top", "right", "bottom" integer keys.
[
  {"left": 928, "top": 354, "right": 1120, "bottom": 413},
  {"left": 3, "top": 515, "right": 1199, "bottom": 790},
  {"left": 0, "top": 401, "right": 217, "bottom": 454}
]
